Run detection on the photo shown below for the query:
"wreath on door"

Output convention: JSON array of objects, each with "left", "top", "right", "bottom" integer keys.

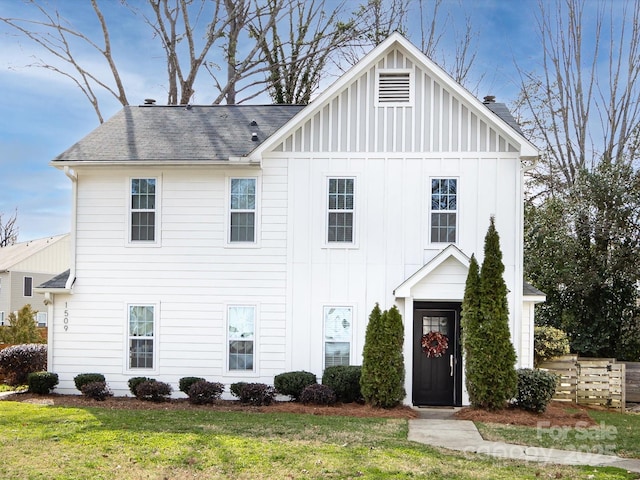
[{"left": 421, "top": 331, "right": 449, "bottom": 358}]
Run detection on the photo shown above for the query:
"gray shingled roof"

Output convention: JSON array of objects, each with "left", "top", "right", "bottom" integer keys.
[
  {"left": 523, "top": 280, "right": 546, "bottom": 297},
  {"left": 484, "top": 101, "right": 525, "bottom": 136},
  {"left": 38, "top": 269, "right": 70, "bottom": 289},
  {"left": 53, "top": 105, "right": 305, "bottom": 163}
]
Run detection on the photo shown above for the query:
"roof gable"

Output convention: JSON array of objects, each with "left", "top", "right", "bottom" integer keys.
[
  {"left": 394, "top": 245, "right": 470, "bottom": 298},
  {"left": 0, "top": 234, "right": 69, "bottom": 272},
  {"left": 252, "top": 32, "right": 538, "bottom": 159}
]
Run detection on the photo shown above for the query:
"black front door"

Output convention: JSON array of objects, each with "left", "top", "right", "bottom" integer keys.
[{"left": 412, "top": 303, "right": 462, "bottom": 406}]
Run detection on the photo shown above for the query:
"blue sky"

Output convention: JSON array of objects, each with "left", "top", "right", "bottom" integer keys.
[{"left": 0, "top": 0, "right": 542, "bottom": 241}]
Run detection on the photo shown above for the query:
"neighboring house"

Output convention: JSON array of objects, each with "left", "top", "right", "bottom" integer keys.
[
  {"left": 0, "top": 233, "right": 70, "bottom": 327},
  {"left": 39, "top": 33, "right": 544, "bottom": 406}
]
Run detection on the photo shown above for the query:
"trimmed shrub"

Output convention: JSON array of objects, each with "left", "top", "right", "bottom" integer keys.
[
  {"left": 74, "top": 373, "right": 106, "bottom": 392},
  {"left": 179, "top": 376, "right": 206, "bottom": 395},
  {"left": 322, "top": 365, "right": 362, "bottom": 403},
  {"left": 230, "top": 382, "right": 248, "bottom": 399},
  {"left": 187, "top": 380, "right": 224, "bottom": 405},
  {"left": 534, "top": 326, "right": 570, "bottom": 367},
  {"left": 134, "top": 380, "right": 172, "bottom": 402},
  {"left": 514, "top": 368, "right": 558, "bottom": 413},
  {"left": 300, "top": 383, "right": 336, "bottom": 406},
  {"left": 81, "top": 381, "right": 113, "bottom": 401},
  {"left": 231, "top": 382, "right": 275, "bottom": 406},
  {"left": 27, "top": 371, "right": 58, "bottom": 394},
  {"left": 360, "top": 304, "right": 405, "bottom": 408},
  {"left": 0, "top": 343, "right": 47, "bottom": 386},
  {"left": 274, "top": 371, "right": 317, "bottom": 401},
  {"left": 128, "top": 376, "right": 155, "bottom": 396}
]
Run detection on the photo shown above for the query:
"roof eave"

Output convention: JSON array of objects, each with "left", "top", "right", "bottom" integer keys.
[{"left": 50, "top": 158, "right": 261, "bottom": 168}]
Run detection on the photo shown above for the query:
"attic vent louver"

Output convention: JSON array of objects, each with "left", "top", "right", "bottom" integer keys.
[{"left": 377, "top": 71, "right": 411, "bottom": 104}]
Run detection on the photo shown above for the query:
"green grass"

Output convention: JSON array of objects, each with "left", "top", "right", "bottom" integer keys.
[
  {"left": 0, "top": 402, "right": 635, "bottom": 479},
  {"left": 476, "top": 408, "right": 640, "bottom": 459}
]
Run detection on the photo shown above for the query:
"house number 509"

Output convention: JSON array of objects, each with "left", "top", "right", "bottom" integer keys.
[{"left": 63, "top": 302, "right": 69, "bottom": 331}]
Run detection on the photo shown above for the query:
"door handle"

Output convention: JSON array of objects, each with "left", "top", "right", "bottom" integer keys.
[{"left": 450, "top": 354, "right": 454, "bottom": 377}]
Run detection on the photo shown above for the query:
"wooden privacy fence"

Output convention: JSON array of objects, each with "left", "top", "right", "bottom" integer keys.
[
  {"left": 538, "top": 355, "right": 626, "bottom": 411},
  {"left": 621, "top": 362, "right": 640, "bottom": 403}
]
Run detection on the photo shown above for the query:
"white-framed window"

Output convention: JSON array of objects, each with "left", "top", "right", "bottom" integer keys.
[
  {"left": 327, "top": 177, "right": 355, "bottom": 244},
  {"left": 229, "top": 178, "right": 257, "bottom": 243},
  {"left": 127, "top": 304, "right": 156, "bottom": 369},
  {"left": 23, "top": 276, "right": 33, "bottom": 297},
  {"left": 36, "top": 312, "right": 47, "bottom": 327},
  {"left": 0, "top": 312, "right": 5, "bottom": 327},
  {"left": 376, "top": 69, "right": 413, "bottom": 106},
  {"left": 430, "top": 178, "right": 458, "bottom": 243},
  {"left": 324, "top": 306, "right": 352, "bottom": 368},
  {"left": 228, "top": 305, "right": 256, "bottom": 371},
  {"left": 130, "top": 178, "right": 157, "bottom": 243}
]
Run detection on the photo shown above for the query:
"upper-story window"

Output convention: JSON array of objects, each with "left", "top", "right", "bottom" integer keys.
[
  {"left": 130, "top": 178, "right": 156, "bottom": 242},
  {"left": 430, "top": 178, "right": 457, "bottom": 243},
  {"left": 23, "top": 276, "right": 33, "bottom": 297},
  {"left": 230, "top": 178, "right": 256, "bottom": 243},
  {"left": 327, "top": 178, "right": 354, "bottom": 243}
]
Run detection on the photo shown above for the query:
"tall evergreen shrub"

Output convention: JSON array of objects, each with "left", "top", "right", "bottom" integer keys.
[
  {"left": 462, "top": 217, "right": 518, "bottom": 410},
  {"left": 461, "top": 254, "right": 484, "bottom": 405},
  {"left": 360, "top": 304, "right": 405, "bottom": 408}
]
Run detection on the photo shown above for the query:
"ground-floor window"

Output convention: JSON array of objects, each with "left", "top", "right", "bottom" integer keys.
[
  {"left": 228, "top": 305, "right": 255, "bottom": 371},
  {"left": 324, "top": 306, "right": 352, "bottom": 368},
  {"left": 128, "top": 305, "right": 155, "bottom": 369}
]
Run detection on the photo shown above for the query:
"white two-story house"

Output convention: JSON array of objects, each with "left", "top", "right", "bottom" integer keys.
[{"left": 39, "top": 33, "right": 543, "bottom": 406}]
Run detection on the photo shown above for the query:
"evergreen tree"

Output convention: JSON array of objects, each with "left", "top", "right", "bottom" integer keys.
[
  {"left": 462, "top": 218, "right": 518, "bottom": 410},
  {"left": 0, "top": 304, "right": 43, "bottom": 344},
  {"left": 360, "top": 303, "right": 405, "bottom": 408},
  {"left": 461, "top": 254, "right": 485, "bottom": 405}
]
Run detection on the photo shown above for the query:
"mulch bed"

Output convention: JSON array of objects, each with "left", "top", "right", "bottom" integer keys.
[
  {"left": 3, "top": 393, "right": 605, "bottom": 426},
  {"left": 1, "top": 392, "right": 419, "bottom": 419},
  {"left": 455, "top": 401, "right": 597, "bottom": 427}
]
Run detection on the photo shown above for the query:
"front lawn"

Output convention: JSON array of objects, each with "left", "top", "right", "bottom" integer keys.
[
  {"left": 476, "top": 407, "right": 640, "bottom": 459},
  {"left": 0, "top": 401, "right": 635, "bottom": 479}
]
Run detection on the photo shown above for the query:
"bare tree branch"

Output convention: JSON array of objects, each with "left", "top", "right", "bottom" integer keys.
[{"left": 0, "top": 210, "right": 19, "bottom": 247}]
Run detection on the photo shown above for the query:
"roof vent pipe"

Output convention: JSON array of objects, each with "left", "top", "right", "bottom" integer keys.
[
  {"left": 483, "top": 95, "right": 495, "bottom": 104},
  {"left": 251, "top": 132, "right": 259, "bottom": 141},
  {"left": 144, "top": 98, "right": 156, "bottom": 105}
]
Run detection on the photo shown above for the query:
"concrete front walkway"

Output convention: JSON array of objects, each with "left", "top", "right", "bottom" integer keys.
[{"left": 408, "top": 409, "right": 640, "bottom": 474}]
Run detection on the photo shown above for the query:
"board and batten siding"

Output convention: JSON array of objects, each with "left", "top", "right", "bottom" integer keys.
[
  {"left": 51, "top": 165, "right": 290, "bottom": 395},
  {"left": 277, "top": 151, "right": 523, "bottom": 377},
  {"left": 273, "top": 48, "right": 519, "bottom": 155}
]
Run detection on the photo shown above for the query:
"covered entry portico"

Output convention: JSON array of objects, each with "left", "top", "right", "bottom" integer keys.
[{"left": 394, "top": 245, "right": 470, "bottom": 407}]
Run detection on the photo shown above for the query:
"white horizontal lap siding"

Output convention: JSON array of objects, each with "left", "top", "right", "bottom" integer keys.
[{"left": 56, "top": 165, "right": 289, "bottom": 392}]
